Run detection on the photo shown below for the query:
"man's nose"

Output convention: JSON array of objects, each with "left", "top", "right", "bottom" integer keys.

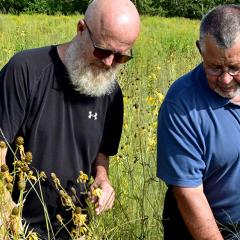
[
  {"left": 219, "top": 72, "right": 233, "bottom": 84},
  {"left": 102, "top": 54, "right": 115, "bottom": 66}
]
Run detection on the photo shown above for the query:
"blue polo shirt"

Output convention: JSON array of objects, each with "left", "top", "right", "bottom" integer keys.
[{"left": 157, "top": 64, "right": 240, "bottom": 224}]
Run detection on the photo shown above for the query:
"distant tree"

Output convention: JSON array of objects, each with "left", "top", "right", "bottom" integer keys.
[
  {"left": 0, "top": 0, "right": 240, "bottom": 17},
  {"left": 0, "top": 0, "right": 28, "bottom": 14}
]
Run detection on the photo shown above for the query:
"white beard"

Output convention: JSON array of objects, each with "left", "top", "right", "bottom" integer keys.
[
  {"left": 214, "top": 85, "right": 240, "bottom": 99},
  {"left": 63, "top": 35, "right": 120, "bottom": 97}
]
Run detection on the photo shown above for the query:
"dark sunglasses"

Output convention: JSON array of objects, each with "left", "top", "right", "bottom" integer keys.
[{"left": 84, "top": 21, "right": 133, "bottom": 64}]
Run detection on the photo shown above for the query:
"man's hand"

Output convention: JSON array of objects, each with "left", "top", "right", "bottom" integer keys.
[
  {"left": 89, "top": 176, "right": 115, "bottom": 215},
  {"left": 90, "top": 152, "right": 115, "bottom": 215}
]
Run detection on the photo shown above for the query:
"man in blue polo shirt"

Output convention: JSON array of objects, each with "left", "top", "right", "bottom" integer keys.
[
  {"left": 157, "top": 4, "right": 240, "bottom": 240},
  {"left": 0, "top": 0, "right": 140, "bottom": 238}
]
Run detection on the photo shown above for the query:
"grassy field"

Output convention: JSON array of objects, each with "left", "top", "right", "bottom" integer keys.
[{"left": 0, "top": 14, "right": 201, "bottom": 239}]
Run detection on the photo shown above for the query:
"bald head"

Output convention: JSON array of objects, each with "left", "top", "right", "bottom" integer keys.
[{"left": 84, "top": 0, "right": 140, "bottom": 48}]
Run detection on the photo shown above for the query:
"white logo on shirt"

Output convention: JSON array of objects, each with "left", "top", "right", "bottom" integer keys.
[{"left": 88, "top": 111, "right": 98, "bottom": 120}]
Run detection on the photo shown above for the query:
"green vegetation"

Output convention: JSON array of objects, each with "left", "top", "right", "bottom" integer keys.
[
  {"left": 0, "top": 14, "right": 201, "bottom": 239},
  {"left": 1, "top": 0, "right": 240, "bottom": 18}
]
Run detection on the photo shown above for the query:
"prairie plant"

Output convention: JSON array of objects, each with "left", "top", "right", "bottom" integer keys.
[{"left": 0, "top": 132, "right": 105, "bottom": 240}]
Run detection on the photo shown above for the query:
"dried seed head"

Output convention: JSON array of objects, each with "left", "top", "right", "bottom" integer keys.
[
  {"left": 50, "top": 173, "right": 57, "bottom": 179},
  {"left": 6, "top": 183, "right": 13, "bottom": 192},
  {"left": 39, "top": 171, "right": 47, "bottom": 180},
  {"left": 15, "top": 136, "right": 24, "bottom": 145},
  {"left": 21, "top": 165, "right": 30, "bottom": 173},
  {"left": 1, "top": 164, "right": 9, "bottom": 172},
  {"left": 56, "top": 214, "right": 63, "bottom": 224},
  {"left": 15, "top": 161, "right": 22, "bottom": 167},
  {"left": 6, "top": 175, "right": 13, "bottom": 183},
  {"left": 11, "top": 207, "right": 19, "bottom": 215},
  {"left": 0, "top": 141, "right": 7, "bottom": 148},
  {"left": 59, "top": 190, "right": 64, "bottom": 196},
  {"left": 18, "top": 179, "right": 26, "bottom": 190},
  {"left": 75, "top": 207, "right": 81, "bottom": 214},
  {"left": 71, "top": 195, "right": 77, "bottom": 204},
  {"left": 71, "top": 187, "right": 77, "bottom": 195},
  {"left": 25, "top": 152, "right": 33, "bottom": 162}
]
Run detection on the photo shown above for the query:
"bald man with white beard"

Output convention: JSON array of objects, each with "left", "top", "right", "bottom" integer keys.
[{"left": 0, "top": 0, "right": 140, "bottom": 238}]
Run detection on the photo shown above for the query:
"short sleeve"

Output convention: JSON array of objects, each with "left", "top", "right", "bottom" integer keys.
[
  {"left": 0, "top": 56, "right": 29, "bottom": 143},
  {"left": 99, "top": 87, "right": 123, "bottom": 156},
  {"left": 157, "top": 101, "right": 205, "bottom": 187}
]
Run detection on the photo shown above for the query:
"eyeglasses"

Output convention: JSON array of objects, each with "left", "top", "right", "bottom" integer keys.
[
  {"left": 84, "top": 21, "right": 133, "bottom": 64},
  {"left": 204, "top": 66, "right": 240, "bottom": 76}
]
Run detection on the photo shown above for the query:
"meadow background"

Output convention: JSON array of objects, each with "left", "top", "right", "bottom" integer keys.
[{"left": 0, "top": 14, "right": 201, "bottom": 239}]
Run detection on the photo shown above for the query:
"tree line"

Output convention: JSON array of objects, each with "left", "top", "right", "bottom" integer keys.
[{"left": 0, "top": 0, "right": 240, "bottom": 18}]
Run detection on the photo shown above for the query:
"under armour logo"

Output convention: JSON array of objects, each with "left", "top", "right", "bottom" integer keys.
[{"left": 88, "top": 111, "right": 98, "bottom": 120}]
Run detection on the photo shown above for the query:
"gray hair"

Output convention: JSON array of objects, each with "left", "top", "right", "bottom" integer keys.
[{"left": 199, "top": 4, "right": 240, "bottom": 50}]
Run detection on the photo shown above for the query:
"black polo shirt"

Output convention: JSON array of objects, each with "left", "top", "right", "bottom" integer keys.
[{"left": 0, "top": 46, "right": 123, "bottom": 224}]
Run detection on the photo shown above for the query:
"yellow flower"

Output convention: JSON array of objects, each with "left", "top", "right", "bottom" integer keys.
[
  {"left": 77, "top": 171, "right": 88, "bottom": 183},
  {"left": 92, "top": 188, "right": 103, "bottom": 198},
  {"left": 146, "top": 96, "right": 155, "bottom": 105},
  {"left": 156, "top": 92, "right": 165, "bottom": 103},
  {"left": 28, "top": 232, "right": 39, "bottom": 240}
]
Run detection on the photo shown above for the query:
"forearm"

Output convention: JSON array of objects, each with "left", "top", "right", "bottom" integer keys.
[
  {"left": 92, "top": 152, "right": 109, "bottom": 180},
  {"left": 173, "top": 185, "right": 223, "bottom": 240}
]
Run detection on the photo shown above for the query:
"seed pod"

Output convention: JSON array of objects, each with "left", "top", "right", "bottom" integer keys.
[
  {"left": 75, "top": 207, "right": 81, "bottom": 214},
  {"left": 18, "top": 179, "right": 26, "bottom": 190},
  {"left": 0, "top": 141, "right": 7, "bottom": 148},
  {"left": 50, "top": 173, "right": 57, "bottom": 180},
  {"left": 6, "top": 175, "right": 13, "bottom": 183},
  {"left": 22, "top": 165, "right": 30, "bottom": 173},
  {"left": 11, "top": 207, "right": 19, "bottom": 215},
  {"left": 1, "top": 164, "right": 9, "bottom": 172},
  {"left": 59, "top": 190, "right": 64, "bottom": 196},
  {"left": 56, "top": 214, "right": 63, "bottom": 224},
  {"left": 71, "top": 187, "right": 77, "bottom": 195},
  {"left": 15, "top": 161, "right": 22, "bottom": 168},
  {"left": 25, "top": 152, "right": 33, "bottom": 162},
  {"left": 39, "top": 171, "right": 47, "bottom": 180},
  {"left": 15, "top": 136, "right": 24, "bottom": 145},
  {"left": 6, "top": 183, "right": 13, "bottom": 192}
]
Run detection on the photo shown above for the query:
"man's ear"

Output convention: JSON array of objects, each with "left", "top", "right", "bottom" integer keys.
[
  {"left": 77, "top": 19, "right": 86, "bottom": 33},
  {"left": 196, "top": 40, "right": 202, "bottom": 55}
]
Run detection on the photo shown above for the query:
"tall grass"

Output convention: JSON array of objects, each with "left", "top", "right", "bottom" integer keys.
[{"left": 0, "top": 14, "right": 201, "bottom": 239}]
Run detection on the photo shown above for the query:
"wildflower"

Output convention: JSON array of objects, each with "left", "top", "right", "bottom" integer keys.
[
  {"left": 28, "top": 170, "right": 37, "bottom": 182},
  {"left": 39, "top": 171, "right": 47, "bottom": 181},
  {"left": 156, "top": 91, "right": 164, "bottom": 103},
  {"left": 77, "top": 171, "right": 88, "bottom": 183},
  {"left": 92, "top": 188, "right": 103, "bottom": 198},
  {"left": 28, "top": 231, "right": 39, "bottom": 240},
  {"left": 59, "top": 190, "right": 74, "bottom": 210},
  {"left": 73, "top": 209, "right": 87, "bottom": 227}
]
